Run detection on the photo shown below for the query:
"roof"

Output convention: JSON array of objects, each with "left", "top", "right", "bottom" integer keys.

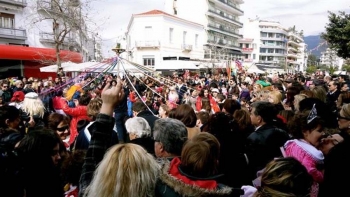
[{"left": 131, "top": 9, "right": 203, "bottom": 28}]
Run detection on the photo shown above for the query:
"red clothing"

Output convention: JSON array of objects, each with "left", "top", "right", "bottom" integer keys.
[
  {"left": 195, "top": 96, "right": 220, "bottom": 113},
  {"left": 129, "top": 92, "right": 137, "bottom": 102},
  {"left": 60, "top": 99, "right": 90, "bottom": 145},
  {"left": 52, "top": 96, "right": 64, "bottom": 109},
  {"left": 169, "top": 157, "right": 218, "bottom": 190}
]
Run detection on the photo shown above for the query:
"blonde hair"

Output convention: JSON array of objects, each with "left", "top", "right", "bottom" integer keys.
[
  {"left": 85, "top": 143, "right": 160, "bottom": 197},
  {"left": 340, "top": 103, "right": 350, "bottom": 118},
  {"left": 21, "top": 97, "right": 45, "bottom": 118},
  {"left": 254, "top": 157, "right": 312, "bottom": 197},
  {"left": 87, "top": 98, "right": 103, "bottom": 119},
  {"left": 269, "top": 91, "right": 282, "bottom": 104},
  {"left": 293, "top": 94, "right": 307, "bottom": 112}
]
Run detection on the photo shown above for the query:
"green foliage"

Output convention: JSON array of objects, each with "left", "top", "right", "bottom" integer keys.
[
  {"left": 306, "top": 65, "right": 317, "bottom": 74},
  {"left": 322, "top": 11, "right": 350, "bottom": 59},
  {"left": 342, "top": 64, "right": 350, "bottom": 72},
  {"left": 328, "top": 66, "right": 337, "bottom": 75}
]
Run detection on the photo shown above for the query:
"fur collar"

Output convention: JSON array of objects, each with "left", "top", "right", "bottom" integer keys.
[{"left": 159, "top": 159, "right": 232, "bottom": 196}]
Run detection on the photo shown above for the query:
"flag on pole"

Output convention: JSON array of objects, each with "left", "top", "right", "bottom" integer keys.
[
  {"left": 235, "top": 60, "right": 242, "bottom": 71},
  {"left": 226, "top": 61, "right": 231, "bottom": 80}
]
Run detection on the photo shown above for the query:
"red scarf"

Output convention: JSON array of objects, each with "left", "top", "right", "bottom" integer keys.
[{"left": 169, "top": 157, "right": 218, "bottom": 190}]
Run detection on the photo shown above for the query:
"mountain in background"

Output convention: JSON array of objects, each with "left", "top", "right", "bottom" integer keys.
[{"left": 303, "top": 35, "right": 328, "bottom": 58}]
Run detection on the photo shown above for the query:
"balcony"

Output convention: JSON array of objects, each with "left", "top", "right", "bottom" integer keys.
[
  {"left": 207, "top": 39, "right": 241, "bottom": 51},
  {"left": 37, "top": 0, "right": 78, "bottom": 18},
  {"left": 0, "top": 0, "right": 27, "bottom": 8},
  {"left": 135, "top": 40, "right": 160, "bottom": 48},
  {"left": 209, "top": 0, "right": 244, "bottom": 16},
  {"left": 39, "top": 31, "right": 79, "bottom": 47},
  {"left": 208, "top": 24, "right": 242, "bottom": 39},
  {"left": 181, "top": 44, "right": 192, "bottom": 52},
  {"left": 288, "top": 39, "right": 301, "bottom": 47},
  {"left": 207, "top": 9, "right": 243, "bottom": 27},
  {"left": 0, "top": 27, "right": 26, "bottom": 40},
  {"left": 242, "top": 48, "right": 253, "bottom": 53},
  {"left": 260, "top": 36, "right": 286, "bottom": 41},
  {"left": 261, "top": 44, "right": 286, "bottom": 49},
  {"left": 260, "top": 28, "right": 287, "bottom": 34},
  {"left": 260, "top": 52, "right": 285, "bottom": 57}
]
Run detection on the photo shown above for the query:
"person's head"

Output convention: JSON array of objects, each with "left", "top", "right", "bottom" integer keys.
[
  {"left": 0, "top": 105, "right": 21, "bottom": 132},
  {"left": 293, "top": 94, "right": 307, "bottom": 112},
  {"left": 250, "top": 101, "right": 277, "bottom": 126},
  {"left": 233, "top": 109, "right": 252, "bottom": 130},
  {"left": 256, "top": 157, "right": 313, "bottom": 197},
  {"left": 48, "top": 113, "right": 71, "bottom": 140},
  {"left": 85, "top": 143, "right": 159, "bottom": 197},
  {"left": 153, "top": 118, "right": 188, "bottom": 158},
  {"left": 253, "top": 83, "right": 263, "bottom": 92},
  {"left": 338, "top": 103, "right": 350, "bottom": 131},
  {"left": 87, "top": 98, "right": 103, "bottom": 120},
  {"left": 288, "top": 110, "right": 325, "bottom": 147},
  {"left": 328, "top": 80, "right": 339, "bottom": 92},
  {"left": 268, "top": 91, "right": 282, "bottom": 104},
  {"left": 222, "top": 99, "right": 241, "bottom": 116},
  {"left": 196, "top": 111, "right": 209, "bottom": 128},
  {"left": 311, "top": 86, "right": 327, "bottom": 103},
  {"left": 133, "top": 101, "right": 147, "bottom": 116},
  {"left": 198, "top": 88, "right": 209, "bottom": 98},
  {"left": 180, "top": 132, "right": 220, "bottom": 178},
  {"left": 22, "top": 92, "right": 45, "bottom": 118},
  {"left": 340, "top": 82, "right": 349, "bottom": 92},
  {"left": 11, "top": 91, "right": 25, "bottom": 103},
  {"left": 125, "top": 117, "right": 151, "bottom": 140},
  {"left": 78, "top": 94, "right": 92, "bottom": 106},
  {"left": 158, "top": 104, "right": 169, "bottom": 118},
  {"left": 173, "top": 104, "right": 197, "bottom": 128},
  {"left": 15, "top": 80, "right": 23, "bottom": 89},
  {"left": 61, "top": 150, "right": 86, "bottom": 187},
  {"left": 16, "top": 130, "right": 62, "bottom": 166}
]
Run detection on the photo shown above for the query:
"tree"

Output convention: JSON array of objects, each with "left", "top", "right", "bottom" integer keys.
[
  {"left": 306, "top": 65, "right": 317, "bottom": 74},
  {"left": 342, "top": 64, "right": 350, "bottom": 72},
  {"left": 321, "top": 11, "right": 350, "bottom": 59},
  {"left": 308, "top": 54, "right": 317, "bottom": 66},
  {"left": 27, "top": 0, "right": 94, "bottom": 75}
]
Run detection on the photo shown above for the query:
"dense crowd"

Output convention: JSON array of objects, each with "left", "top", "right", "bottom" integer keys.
[{"left": 0, "top": 70, "right": 349, "bottom": 197}]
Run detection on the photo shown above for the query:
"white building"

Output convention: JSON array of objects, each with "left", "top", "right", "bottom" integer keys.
[
  {"left": 242, "top": 18, "right": 307, "bottom": 72},
  {"left": 320, "top": 48, "right": 344, "bottom": 70},
  {"left": 126, "top": 9, "right": 205, "bottom": 71},
  {"left": 163, "top": 0, "right": 244, "bottom": 61}
]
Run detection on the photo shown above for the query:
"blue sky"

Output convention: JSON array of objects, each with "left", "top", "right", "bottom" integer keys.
[{"left": 90, "top": 0, "right": 350, "bottom": 57}]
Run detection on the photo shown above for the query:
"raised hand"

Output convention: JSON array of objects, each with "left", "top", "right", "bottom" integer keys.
[{"left": 100, "top": 77, "right": 124, "bottom": 116}]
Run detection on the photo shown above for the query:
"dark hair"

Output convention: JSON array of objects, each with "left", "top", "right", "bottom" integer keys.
[
  {"left": 251, "top": 101, "right": 277, "bottom": 124},
  {"left": 61, "top": 150, "right": 86, "bottom": 186},
  {"left": 47, "top": 113, "right": 70, "bottom": 131},
  {"left": 174, "top": 104, "right": 197, "bottom": 127},
  {"left": 132, "top": 101, "right": 147, "bottom": 112},
  {"left": 288, "top": 110, "right": 324, "bottom": 139},
  {"left": 223, "top": 99, "right": 241, "bottom": 116},
  {"left": 0, "top": 106, "right": 20, "bottom": 132},
  {"left": 78, "top": 94, "right": 91, "bottom": 106}
]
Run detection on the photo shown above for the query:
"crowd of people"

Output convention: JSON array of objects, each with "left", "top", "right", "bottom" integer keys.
[{"left": 0, "top": 70, "right": 349, "bottom": 197}]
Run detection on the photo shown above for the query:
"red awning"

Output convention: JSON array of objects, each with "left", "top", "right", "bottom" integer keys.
[{"left": 0, "top": 45, "right": 83, "bottom": 63}]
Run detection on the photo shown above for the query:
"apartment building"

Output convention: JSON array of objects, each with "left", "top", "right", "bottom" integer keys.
[
  {"left": 242, "top": 18, "right": 307, "bottom": 72},
  {"left": 164, "top": 0, "right": 244, "bottom": 61},
  {"left": 320, "top": 48, "right": 344, "bottom": 69},
  {"left": 126, "top": 9, "right": 204, "bottom": 71}
]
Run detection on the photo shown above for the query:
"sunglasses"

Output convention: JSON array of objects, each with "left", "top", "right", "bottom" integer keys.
[
  {"left": 56, "top": 126, "right": 69, "bottom": 132},
  {"left": 337, "top": 114, "right": 350, "bottom": 120}
]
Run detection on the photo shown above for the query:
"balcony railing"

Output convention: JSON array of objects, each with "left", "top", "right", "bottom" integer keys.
[
  {"left": 181, "top": 44, "right": 192, "bottom": 52},
  {"left": 207, "top": 9, "right": 243, "bottom": 27},
  {"left": 135, "top": 40, "right": 160, "bottom": 48},
  {"left": 0, "top": 27, "right": 27, "bottom": 40},
  {"left": 217, "top": 0, "right": 244, "bottom": 15},
  {"left": 207, "top": 39, "right": 241, "bottom": 50},
  {"left": 208, "top": 24, "right": 242, "bottom": 38},
  {"left": 0, "top": 0, "right": 27, "bottom": 7},
  {"left": 39, "top": 32, "right": 77, "bottom": 46}
]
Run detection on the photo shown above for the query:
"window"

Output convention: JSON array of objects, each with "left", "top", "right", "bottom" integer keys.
[
  {"left": 253, "top": 54, "right": 256, "bottom": 59},
  {"left": 195, "top": 34, "right": 198, "bottom": 47},
  {"left": 169, "top": 28, "right": 174, "bottom": 43},
  {"left": 245, "top": 44, "right": 249, "bottom": 48},
  {"left": 0, "top": 13, "right": 15, "bottom": 28},
  {"left": 183, "top": 31, "right": 187, "bottom": 44},
  {"left": 143, "top": 57, "right": 155, "bottom": 66}
]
